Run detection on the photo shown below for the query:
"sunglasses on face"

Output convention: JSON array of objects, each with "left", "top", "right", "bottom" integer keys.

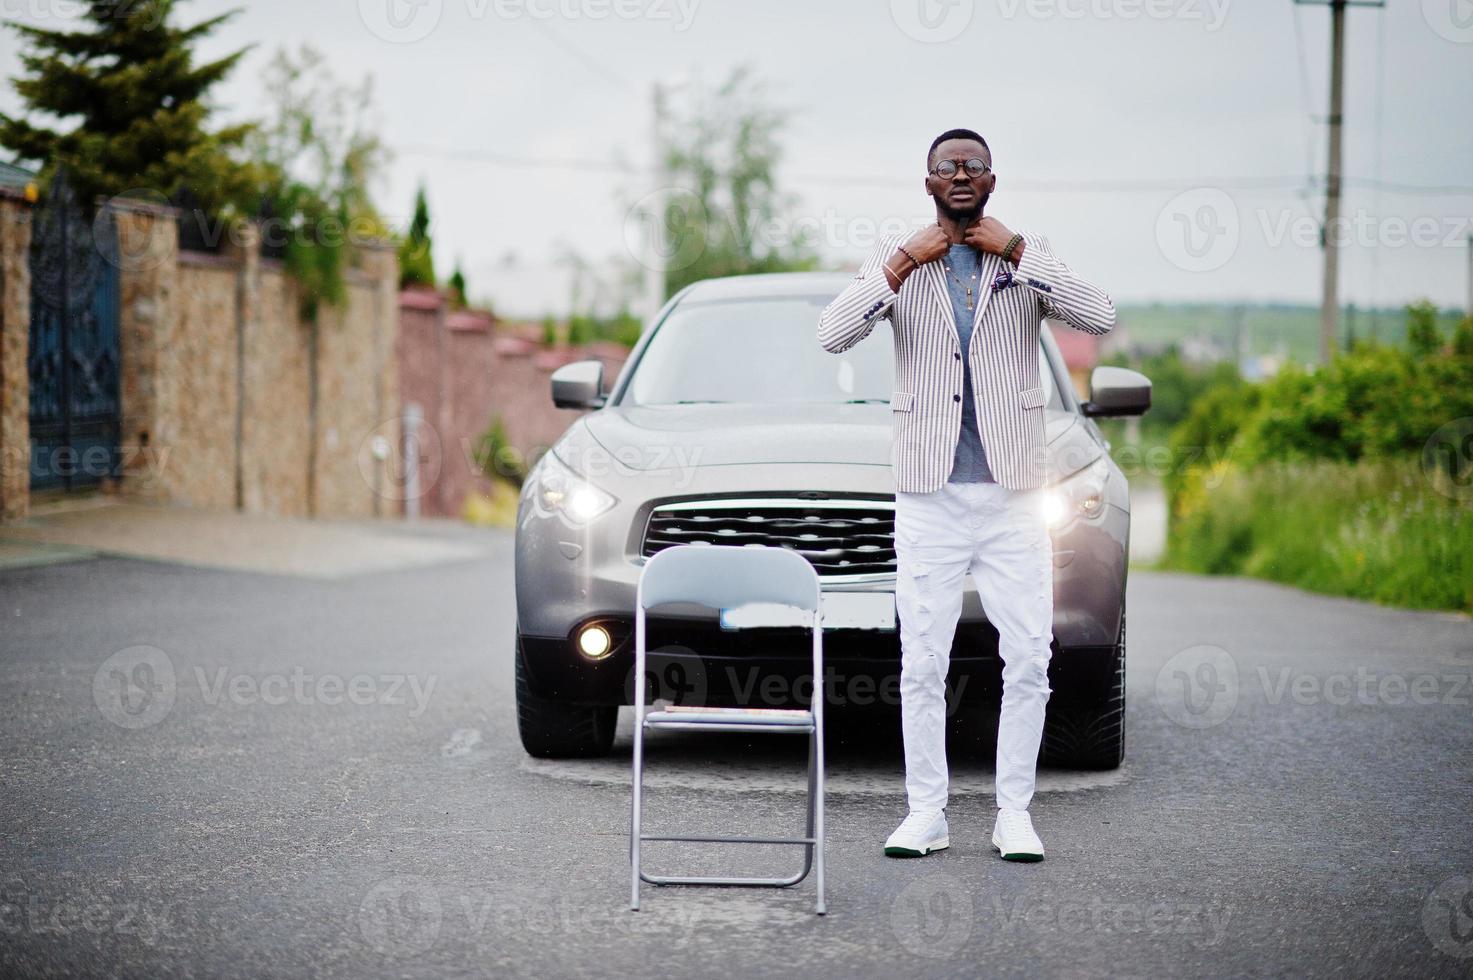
[{"left": 929, "top": 158, "right": 991, "bottom": 179}]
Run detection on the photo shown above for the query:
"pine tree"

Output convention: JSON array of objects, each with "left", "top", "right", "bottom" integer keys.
[
  {"left": 399, "top": 185, "right": 435, "bottom": 288},
  {"left": 0, "top": 0, "right": 257, "bottom": 213}
]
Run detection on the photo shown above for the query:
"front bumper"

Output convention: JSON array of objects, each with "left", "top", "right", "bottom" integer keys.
[{"left": 514, "top": 462, "right": 1128, "bottom": 707}]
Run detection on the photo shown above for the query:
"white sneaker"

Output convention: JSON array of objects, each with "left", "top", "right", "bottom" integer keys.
[
  {"left": 884, "top": 809, "right": 949, "bottom": 858},
  {"left": 992, "top": 808, "right": 1045, "bottom": 862}
]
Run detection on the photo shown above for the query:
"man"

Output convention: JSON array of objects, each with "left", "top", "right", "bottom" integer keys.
[{"left": 817, "top": 128, "right": 1115, "bottom": 862}]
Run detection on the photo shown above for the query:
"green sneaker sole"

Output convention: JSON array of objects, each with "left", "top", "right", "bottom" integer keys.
[{"left": 884, "top": 840, "right": 949, "bottom": 858}]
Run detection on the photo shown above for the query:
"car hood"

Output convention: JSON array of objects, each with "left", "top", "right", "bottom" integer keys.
[{"left": 573, "top": 403, "right": 1098, "bottom": 479}]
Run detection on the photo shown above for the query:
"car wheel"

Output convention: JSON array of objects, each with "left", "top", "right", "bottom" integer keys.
[
  {"left": 1041, "top": 611, "right": 1125, "bottom": 770},
  {"left": 515, "top": 633, "right": 617, "bottom": 758}
]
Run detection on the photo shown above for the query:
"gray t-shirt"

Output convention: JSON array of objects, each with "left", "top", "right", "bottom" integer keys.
[{"left": 941, "top": 244, "right": 994, "bottom": 483}]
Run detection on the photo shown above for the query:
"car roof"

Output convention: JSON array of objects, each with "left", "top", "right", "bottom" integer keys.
[{"left": 677, "top": 272, "right": 855, "bottom": 303}]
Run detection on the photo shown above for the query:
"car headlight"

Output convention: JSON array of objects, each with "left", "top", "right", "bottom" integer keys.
[
  {"left": 532, "top": 451, "right": 617, "bottom": 526},
  {"left": 1043, "top": 456, "right": 1109, "bottom": 532}
]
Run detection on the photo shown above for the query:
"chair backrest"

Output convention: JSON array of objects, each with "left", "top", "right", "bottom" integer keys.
[{"left": 638, "top": 544, "right": 821, "bottom": 613}]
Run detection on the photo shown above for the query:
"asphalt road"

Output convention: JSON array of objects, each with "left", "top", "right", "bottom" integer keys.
[{"left": 2, "top": 526, "right": 1471, "bottom": 979}]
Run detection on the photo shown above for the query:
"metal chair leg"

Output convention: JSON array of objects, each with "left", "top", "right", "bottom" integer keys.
[{"left": 631, "top": 718, "right": 644, "bottom": 912}]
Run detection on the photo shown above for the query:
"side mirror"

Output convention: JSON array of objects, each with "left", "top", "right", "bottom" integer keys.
[
  {"left": 550, "top": 359, "right": 605, "bottom": 410},
  {"left": 1081, "top": 366, "right": 1151, "bottom": 418}
]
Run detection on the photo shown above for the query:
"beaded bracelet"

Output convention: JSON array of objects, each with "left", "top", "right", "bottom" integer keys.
[
  {"left": 897, "top": 245, "right": 921, "bottom": 269},
  {"left": 1001, "top": 233, "right": 1023, "bottom": 263}
]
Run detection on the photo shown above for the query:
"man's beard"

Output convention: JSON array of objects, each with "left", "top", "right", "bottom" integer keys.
[{"left": 937, "top": 192, "right": 988, "bottom": 223}]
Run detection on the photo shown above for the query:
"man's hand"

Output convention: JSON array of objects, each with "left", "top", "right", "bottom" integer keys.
[
  {"left": 900, "top": 225, "right": 950, "bottom": 265},
  {"left": 883, "top": 224, "right": 951, "bottom": 290},
  {"left": 963, "top": 216, "right": 1026, "bottom": 265}
]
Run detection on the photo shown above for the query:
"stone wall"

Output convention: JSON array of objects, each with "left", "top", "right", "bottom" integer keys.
[
  {"left": 0, "top": 191, "right": 32, "bottom": 521},
  {"left": 396, "top": 290, "right": 628, "bottom": 517},
  {"left": 112, "top": 205, "right": 398, "bottom": 518}
]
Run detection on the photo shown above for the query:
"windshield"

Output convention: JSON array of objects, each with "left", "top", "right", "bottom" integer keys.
[{"left": 619, "top": 293, "right": 1059, "bottom": 408}]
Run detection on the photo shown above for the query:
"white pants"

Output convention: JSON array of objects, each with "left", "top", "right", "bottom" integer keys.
[{"left": 893, "top": 480, "right": 1054, "bottom": 814}]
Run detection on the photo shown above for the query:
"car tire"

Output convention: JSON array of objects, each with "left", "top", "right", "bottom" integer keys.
[
  {"left": 1041, "top": 611, "right": 1125, "bottom": 771},
  {"left": 515, "top": 634, "right": 617, "bottom": 759}
]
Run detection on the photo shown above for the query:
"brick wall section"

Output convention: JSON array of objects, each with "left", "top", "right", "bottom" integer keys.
[
  {"left": 0, "top": 192, "right": 32, "bottom": 521},
  {"left": 396, "top": 290, "right": 628, "bottom": 517}
]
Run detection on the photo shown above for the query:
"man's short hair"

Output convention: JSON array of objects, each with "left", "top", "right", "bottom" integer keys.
[{"left": 928, "top": 128, "right": 990, "bottom": 168}]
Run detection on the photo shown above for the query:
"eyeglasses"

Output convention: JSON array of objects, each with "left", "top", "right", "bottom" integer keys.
[{"left": 929, "top": 158, "right": 991, "bottom": 179}]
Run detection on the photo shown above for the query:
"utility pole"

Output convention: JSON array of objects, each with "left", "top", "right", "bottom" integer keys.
[
  {"left": 643, "top": 81, "right": 669, "bottom": 329},
  {"left": 1295, "top": 0, "right": 1385, "bottom": 363}
]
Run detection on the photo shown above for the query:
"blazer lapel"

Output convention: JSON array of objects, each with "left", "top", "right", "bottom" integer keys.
[
  {"left": 919, "top": 262, "right": 959, "bottom": 350},
  {"left": 970, "top": 249, "right": 1003, "bottom": 334}
]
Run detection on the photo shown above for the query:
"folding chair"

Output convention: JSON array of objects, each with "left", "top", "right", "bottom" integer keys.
[{"left": 630, "top": 543, "right": 826, "bottom": 915}]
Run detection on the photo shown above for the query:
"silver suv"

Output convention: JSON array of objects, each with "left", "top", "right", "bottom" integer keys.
[{"left": 513, "top": 272, "right": 1149, "bottom": 768}]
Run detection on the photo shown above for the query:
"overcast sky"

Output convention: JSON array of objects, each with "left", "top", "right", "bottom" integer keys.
[{"left": 2, "top": 0, "right": 1470, "bottom": 318}]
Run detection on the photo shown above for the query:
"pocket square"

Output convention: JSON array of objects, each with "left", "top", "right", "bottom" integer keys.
[{"left": 991, "top": 269, "right": 1016, "bottom": 293}]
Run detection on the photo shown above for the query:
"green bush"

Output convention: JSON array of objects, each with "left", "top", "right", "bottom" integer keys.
[
  {"left": 1161, "top": 305, "right": 1473, "bottom": 612},
  {"left": 1164, "top": 457, "right": 1473, "bottom": 612}
]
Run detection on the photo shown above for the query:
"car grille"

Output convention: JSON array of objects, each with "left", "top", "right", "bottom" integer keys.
[{"left": 641, "top": 498, "right": 897, "bottom": 579}]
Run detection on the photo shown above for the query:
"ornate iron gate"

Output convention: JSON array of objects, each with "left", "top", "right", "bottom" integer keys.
[{"left": 27, "top": 173, "right": 122, "bottom": 492}]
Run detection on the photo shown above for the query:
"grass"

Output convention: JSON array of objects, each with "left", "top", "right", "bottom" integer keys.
[{"left": 1162, "top": 457, "right": 1473, "bottom": 613}]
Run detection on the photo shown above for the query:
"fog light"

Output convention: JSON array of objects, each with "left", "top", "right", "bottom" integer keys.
[{"left": 577, "top": 625, "right": 613, "bottom": 660}]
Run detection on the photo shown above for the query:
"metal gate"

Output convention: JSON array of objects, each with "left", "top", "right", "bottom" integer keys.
[{"left": 27, "top": 173, "right": 122, "bottom": 492}]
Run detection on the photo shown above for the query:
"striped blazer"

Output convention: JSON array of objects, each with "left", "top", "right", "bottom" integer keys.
[{"left": 818, "top": 231, "right": 1116, "bottom": 493}]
